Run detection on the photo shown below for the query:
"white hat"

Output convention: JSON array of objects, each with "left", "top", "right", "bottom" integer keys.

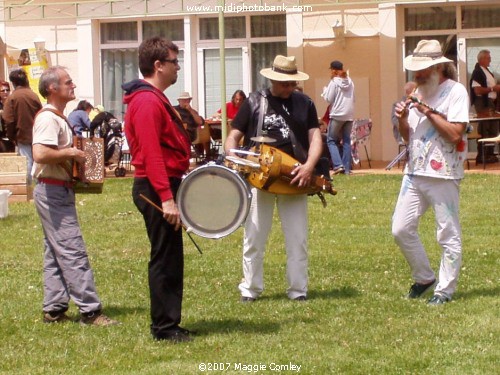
[
  {"left": 404, "top": 40, "right": 452, "bottom": 72},
  {"left": 177, "top": 91, "right": 192, "bottom": 100},
  {"left": 260, "top": 55, "right": 309, "bottom": 82}
]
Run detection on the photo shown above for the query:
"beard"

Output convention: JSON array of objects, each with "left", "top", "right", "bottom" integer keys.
[{"left": 416, "top": 70, "right": 440, "bottom": 99}]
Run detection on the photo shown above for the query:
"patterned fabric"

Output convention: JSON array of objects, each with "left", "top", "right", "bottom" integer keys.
[
  {"left": 404, "top": 79, "right": 469, "bottom": 180},
  {"left": 350, "top": 119, "right": 372, "bottom": 165}
]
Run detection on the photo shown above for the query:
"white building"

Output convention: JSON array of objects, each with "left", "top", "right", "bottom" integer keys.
[{"left": 1, "top": 0, "right": 499, "bottom": 161}]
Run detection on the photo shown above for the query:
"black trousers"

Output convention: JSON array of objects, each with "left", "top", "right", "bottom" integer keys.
[{"left": 132, "top": 177, "right": 183, "bottom": 338}]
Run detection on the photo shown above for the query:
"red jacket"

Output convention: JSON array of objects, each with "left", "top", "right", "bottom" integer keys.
[{"left": 123, "top": 80, "right": 191, "bottom": 202}]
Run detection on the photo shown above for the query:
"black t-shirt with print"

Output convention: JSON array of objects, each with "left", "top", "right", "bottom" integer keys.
[{"left": 232, "top": 90, "right": 318, "bottom": 157}]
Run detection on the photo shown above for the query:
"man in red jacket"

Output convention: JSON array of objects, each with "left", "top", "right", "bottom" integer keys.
[{"left": 123, "top": 37, "right": 193, "bottom": 343}]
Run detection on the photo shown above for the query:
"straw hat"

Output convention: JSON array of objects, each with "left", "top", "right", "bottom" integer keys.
[
  {"left": 177, "top": 91, "right": 192, "bottom": 100},
  {"left": 260, "top": 55, "right": 309, "bottom": 81},
  {"left": 404, "top": 40, "right": 452, "bottom": 72}
]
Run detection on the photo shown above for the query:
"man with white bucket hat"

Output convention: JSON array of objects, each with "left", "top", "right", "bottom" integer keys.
[{"left": 392, "top": 40, "right": 469, "bottom": 305}]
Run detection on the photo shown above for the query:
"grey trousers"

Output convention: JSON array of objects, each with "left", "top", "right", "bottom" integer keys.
[{"left": 34, "top": 182, "right": 102, "bottom": 314}]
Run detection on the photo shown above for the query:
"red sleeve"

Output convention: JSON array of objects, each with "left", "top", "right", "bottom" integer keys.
[{"left": 129, "top": 93, "right": 173, "bottom": 201}]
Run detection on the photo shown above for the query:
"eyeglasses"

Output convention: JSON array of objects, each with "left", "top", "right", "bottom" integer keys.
[
  {"left": 0, "top": 89, "right": 10, "bottom": 93},
  {"left": 163, "top": 58, "right": 180, "bottom": 66}
]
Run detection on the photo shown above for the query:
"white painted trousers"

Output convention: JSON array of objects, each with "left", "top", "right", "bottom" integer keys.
[
  {"left": 238, "top": 188, "right": 308, "bottom": 300},
  {"left": 392, "top": 175, "right": 463, "bottom": 300}
]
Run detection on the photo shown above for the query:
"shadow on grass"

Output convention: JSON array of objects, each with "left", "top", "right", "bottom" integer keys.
[
  {"left": 454, "top": 286, "right": 500, "bottom": 300},
  {"left": 261, "top": 286, "right": 360, "bottom": 302},
  {"left": 103, "top": 304, "right": 148, "bottom": 318},
  {"left": 190, "top": 318, "right": 281, "bottom": 336}
]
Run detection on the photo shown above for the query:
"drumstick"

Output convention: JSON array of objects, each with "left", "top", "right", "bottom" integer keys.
[
  {"left": 138, "top": 193, "right": 203, "bottom": 255},
  {"left": 229, "top": 148, "right": 260, "bottom": 156}
]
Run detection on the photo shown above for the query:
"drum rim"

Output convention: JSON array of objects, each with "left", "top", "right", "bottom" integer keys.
[{"left": 177, "top": 164, "right": 251, "bottom": 239}]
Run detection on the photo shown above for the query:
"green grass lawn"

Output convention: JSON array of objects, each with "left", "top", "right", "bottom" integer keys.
[{"left": 0, "top": 173, "right": 498, "bottom": 375}]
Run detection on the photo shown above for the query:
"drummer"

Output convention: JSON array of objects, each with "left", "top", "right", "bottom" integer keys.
[{"left": 224, "top": 55, "right": 322, "bottom": 303}]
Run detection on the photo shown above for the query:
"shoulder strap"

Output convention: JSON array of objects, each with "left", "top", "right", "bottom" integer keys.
[
  {"left": 36, "top": 107, "right": 76, "bottom": 180},
  {"left": 38, "top": 108, "right": 77, "bottom": 136},
  {"left": 256, "top": 90, "right": 268, "bottom": 137}
]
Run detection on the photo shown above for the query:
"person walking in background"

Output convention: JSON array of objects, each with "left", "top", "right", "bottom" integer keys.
[
  {"left": 68, "top": 100, "right": 94, "bottom": 137},
  {"left": 469, "top": 49, "right": 500, "bottom": 164},
  {"left": 225, "top": 55, "right": 322, "bottom": 303},
  {"left": 123, "top": 37, "right": 193, "bottom": 343},
  {"left": 321, "top": 60, "right": 355, "bottom": 175},
  {"left": 392, "top": 40, "right": 469, "bottom": 305},
  {"left": 2, "top": 68, "right": 42, "bottom": 183},
  {"left": 32, "top": 66, "right": 119, "bottom": 326}
]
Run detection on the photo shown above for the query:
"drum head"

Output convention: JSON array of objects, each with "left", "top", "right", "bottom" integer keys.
[{"left": 177, "top": 164, "right": 251, "bottom": 239}]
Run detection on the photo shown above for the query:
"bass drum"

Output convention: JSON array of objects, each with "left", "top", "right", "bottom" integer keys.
[{"left": 177, "top": 164, "right": 252, "bottom": 239}]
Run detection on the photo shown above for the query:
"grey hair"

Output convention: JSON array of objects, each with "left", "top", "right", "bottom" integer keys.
[
  {"left": 477, "top": 49, "right": 490, "bottom": 61},
  {"left": 38, "top": 66, "right": 67, "bottom": 99},
  {"left": 441, "top": 62, "right": 458, "bottom": 81}
]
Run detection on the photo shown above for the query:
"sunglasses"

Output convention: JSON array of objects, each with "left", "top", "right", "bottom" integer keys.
[{"left": 0, "top": 89, "right": 10, "bottom": 93}]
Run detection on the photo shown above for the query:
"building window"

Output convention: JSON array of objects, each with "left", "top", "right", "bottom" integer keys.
[
  {"left": 101, "top": 48, "right": 138, "bottom": 120},
  {"left": 101, "top": 22, "right": 138, "bottom": 44},
  {"left": 143, "top": 19, "right": 184, "bottom": 41},
  {"left": 251, "top": 15, "right": 286, "bottom": 37},
  {"left": 404, "top": 7, "right": 456, "bottom": 31},
  {"left": 203, "top": 48, "right": 243, "bottom": 116},
  {"left": 462, "top": 5, "right": 500, "bottom": 29},
  {"left": 251, "top": 41, "right": 287, "bottom": 91},
  {"left": 199, "top": 17, "right": 245, "bottom": 40}
]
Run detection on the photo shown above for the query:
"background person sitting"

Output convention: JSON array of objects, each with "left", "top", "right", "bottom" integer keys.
[
  {"left": 212, "top": 89, "right": 247, "bottom": 120},
  {"left": 68, "top": 100, "right": 93, "bottom": 136},
  {"left": 174, "top": 91, "right": 210, "bottom": 160}
]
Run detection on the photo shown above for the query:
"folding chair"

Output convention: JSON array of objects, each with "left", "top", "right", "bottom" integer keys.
[
  {"left": 191, "top": 124, "right": 211, "bottom": 164},
  {"left": 477, "top": 134, "right": 500, "bottom": 170},
  {"left": 351, "top": 119, "right": 372, "bottom": 168}
]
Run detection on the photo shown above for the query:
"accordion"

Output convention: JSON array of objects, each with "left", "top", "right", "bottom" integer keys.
[{"left": 73, "top": 136, "right": 105, "bottom": 193}]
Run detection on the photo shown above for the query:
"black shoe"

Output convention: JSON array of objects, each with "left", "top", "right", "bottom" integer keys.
[
  {"left": 427, "top": 294, "right": 450, "bottom": 306},
  {"left": 240, "top": 296, "right": 256, "bottom": 303},
  {"left": 293, "top": 296, "right": 307, "bottom": 301},
  {"left": 154, "top": 330, "right": 193, "bottom": 343},
  {"left": 407, "top": 280, "right": 436, "bottom": 299},
  {"left": 175, "top": 325, "right": 196, "bottom": 336}
]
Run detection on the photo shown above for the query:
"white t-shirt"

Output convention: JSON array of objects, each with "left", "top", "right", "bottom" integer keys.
[
  {"left": 32, "top": 104, "right": 74, "bottom": 181},
  {"left": 405, "top": 79, "right": 469, "bottom": 180}
]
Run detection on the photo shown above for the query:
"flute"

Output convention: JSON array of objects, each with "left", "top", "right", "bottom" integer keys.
[{"left": 407, "top": 95, "right": 447, "bottom": 118}]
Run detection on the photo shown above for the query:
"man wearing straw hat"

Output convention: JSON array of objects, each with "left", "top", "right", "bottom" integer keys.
[
  {"left": 392, "top": 40, "right": 469, "bottom": 305},
  {"left": 225, "top": 55, "right": 322, "bottom": 302}
]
